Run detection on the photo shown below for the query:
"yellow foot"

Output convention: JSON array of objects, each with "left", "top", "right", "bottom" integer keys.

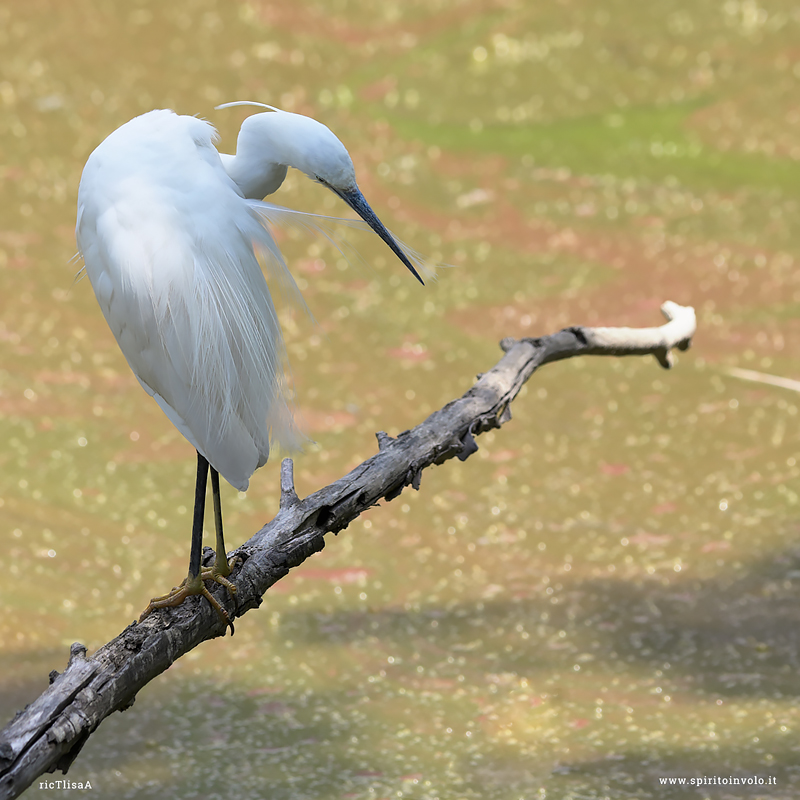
[
  {"left": 210, "top": 552, "right": 241, "bottom": 582},
  {"left": 139, "top": 554, "right": 241, "bottom": 634}
]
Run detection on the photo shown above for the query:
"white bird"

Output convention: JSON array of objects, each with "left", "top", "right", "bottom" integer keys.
[{"left": 76, "top": 105, "right": 425, "bottom": 631}]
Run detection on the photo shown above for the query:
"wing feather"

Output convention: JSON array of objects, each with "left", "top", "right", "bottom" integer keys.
[{"left": 76, "top": 110, "right": 301, "bottom": 491}]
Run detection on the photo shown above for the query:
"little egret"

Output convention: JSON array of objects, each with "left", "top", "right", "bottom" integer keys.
[{"left": 76, "top": 105, "right": 425, "bottom": 631}]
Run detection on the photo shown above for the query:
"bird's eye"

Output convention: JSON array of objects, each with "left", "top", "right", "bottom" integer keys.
[{"left": 315, "top": 174, "right": 329, "bottom": 187}]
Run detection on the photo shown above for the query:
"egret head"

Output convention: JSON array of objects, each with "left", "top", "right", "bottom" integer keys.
[
  {"left": 223, "top": 104, "right": 424, "bottom": 284},
  {"left": 291, "top": 114, "right": 425, "bottom": 284},
  {"left": 265, "top": 109, "right": 358, "bottom": 191}
]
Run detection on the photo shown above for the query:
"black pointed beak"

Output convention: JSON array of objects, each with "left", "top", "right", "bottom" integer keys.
[{"left": 333, "top": 186, "right": 424, "bottom": 285}]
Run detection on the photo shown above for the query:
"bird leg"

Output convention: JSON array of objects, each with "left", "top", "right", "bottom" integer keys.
[
  {"left": 139, "top": 452, "right": 237, "bottom": 633},
  {"left": 209, "top": 466, "right": 240, "bottom": 581}
]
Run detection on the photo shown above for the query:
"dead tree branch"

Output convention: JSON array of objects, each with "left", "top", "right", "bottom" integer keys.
[{"left": 0, "top": 301, "right": 696, "bottom": 799}]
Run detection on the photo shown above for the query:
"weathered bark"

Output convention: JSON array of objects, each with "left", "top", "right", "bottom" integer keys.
[{"left": 0, "top": 301, "right": 696, "bottom": 799}]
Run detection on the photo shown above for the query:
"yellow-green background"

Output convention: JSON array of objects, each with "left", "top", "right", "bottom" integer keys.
[{"left": 1, "top": 1, "right": 799, "bottom": 797}]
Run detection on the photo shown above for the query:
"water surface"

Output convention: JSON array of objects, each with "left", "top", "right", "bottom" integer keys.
[{"left": 1, "top": 1, "right": 799, "bottom": 797}]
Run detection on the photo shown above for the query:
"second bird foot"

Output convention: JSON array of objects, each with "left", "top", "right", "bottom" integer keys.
[{"left": 139, "top": 554, "right": 241, "bottom": 634}]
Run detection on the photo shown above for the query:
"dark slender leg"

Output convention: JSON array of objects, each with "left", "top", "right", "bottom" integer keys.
[
  {"left": 210, "top": 467, "right": 239, "bottom": 595},
  {"left": 189, "top": 452, "right": 210, "bottom": 580},
  {"left": 209, "top": 467, "right": 226, "bottom": 572},
  {"left": 139, "top": 450, "right": 236, "bottom": 634}
]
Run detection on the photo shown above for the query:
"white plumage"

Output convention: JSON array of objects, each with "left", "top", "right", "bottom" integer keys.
[
  {"left": 77, "top": 111, "right": 297, "bottom": 490},
  {"left": 76, "top": 106, "right": 426, "bottom": 626},
  {"left": 76, "top": 108, "right": 424, "bottom": 492}
]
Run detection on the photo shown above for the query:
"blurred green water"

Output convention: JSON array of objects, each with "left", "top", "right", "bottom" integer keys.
[{"left": 1, "top": 1, "right": 800, "bottom": 797}]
